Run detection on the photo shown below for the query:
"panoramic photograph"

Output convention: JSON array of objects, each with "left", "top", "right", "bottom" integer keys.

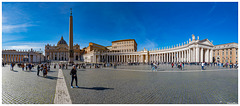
[{"left": 2, "top": 2, "right": 238, "bottom": 104}]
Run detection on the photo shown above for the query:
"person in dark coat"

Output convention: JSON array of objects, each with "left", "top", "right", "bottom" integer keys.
[
  {"left": 37, "top": 64, "right": 40, "bottom": 76},
  {"left": 70, "top": 65, "right": 79, "bottom": 88}
]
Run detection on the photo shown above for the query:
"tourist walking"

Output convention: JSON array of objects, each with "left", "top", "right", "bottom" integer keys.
[
  {"left": 201, "top": 62, "right": 205, "bottom": 70},
  {"left": 26, "top": 63, "right": 28, "bottom": 71},
  {"left": 43, "top": 64, "right": 48, "bottom": 77},
  {"left": 47, "top": 65, "right": 50, "bottom": 71},
  {"left": 28, "top": 63, "right": 32, "bottom": 71},
  {"left": 171, "top": 62, "right": 174, "bottom": 68},
  {"left": 70, "top": 65, "right": 79, "bottom": 88},
  {"left": 182, "top": 62, "right": 184, "bottom": 70},
  {"left": 11, "top": 63, "right": 15, "bottom": 71},
  {"left": 151, "top": 62, "right": 155, "bottom": 71},
  {"left": 37, "top": 64, "right": 40, "bottom": 76},
  {"left": 154, "top": 63, "right": 157, "bottom": 71},
  {"left": 10, "top": 63, "right": 13, "bottom": 70},
  {"left": 21, "top": 63, "right": 24, "bottom": 71}
]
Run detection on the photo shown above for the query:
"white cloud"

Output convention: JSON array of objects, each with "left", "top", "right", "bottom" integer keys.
[
  {"left": 2, "top": 35, "right": 25, "bottom": 43},
  {"left": 208, "top": 3, "right": 217, "bottom": 15},
  {"left": 2, "top": 23, "right": 36, "bottom": 33},
  {"left": 3, "top": 42, "right": 46, "bottom": 55}
]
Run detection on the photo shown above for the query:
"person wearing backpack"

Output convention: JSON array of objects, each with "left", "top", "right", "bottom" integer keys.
[{"left": 70, "top": 65, "right": 79, "bottom": 88}]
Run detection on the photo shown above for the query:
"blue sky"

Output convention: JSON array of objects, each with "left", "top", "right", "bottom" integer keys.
[{"left": 2, "top": 2, "right": 238, "bottom": 53}]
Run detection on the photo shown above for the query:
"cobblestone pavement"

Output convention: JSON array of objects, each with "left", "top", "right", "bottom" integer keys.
[
  {"left": 62, "top": 65, "right": 238, "bottom": 104},
  {"left": 3, "top": 64, "right": 238, "bottom": 104},
  {"left": 2, "top": 65, "right": 58, "bottom": 104}
]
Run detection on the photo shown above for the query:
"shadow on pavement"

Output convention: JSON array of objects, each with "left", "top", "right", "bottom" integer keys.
[
  {"left": 47, "top": 71, "right": 57, "bottom": 72},
  {"left": 11, "top": 70, "right": 18, "bottom": 72},
  {"left": 77, "top": 87, "right": 114, "bottom": 91},
  {"left": 23, "top": 70, "right": 37, "bottom": 72},
  {"left": 39, "top": 76, "right": 62, "bottom": 80}
]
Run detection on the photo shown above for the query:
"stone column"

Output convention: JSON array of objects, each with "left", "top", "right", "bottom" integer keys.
[
  {"left": 152, "top": 54, "right": 154, "bottom": 62},
  {"left": 187, "top": 49, "right": 189, "bottom": 62},
  {"left": 181, "top": 51, "right": 183, "bottom": 62},
  {"left": 167, "top": 53, "right": 168, "bottom": 62},
  {"left": 196, "top": 47, "right": 199, "bottom": 62},
  {"left": 193, "top": 48, "right": 196, "bottom": 62},
  {"left": 184, "top": 51, "right": 186, "bottom": 62},
  {"left": 163, "top": 53, "right": 164, "bottom": 62},
  {"left": 210, "top": 49, "right": 213, "bottom": 63},
  {"left": 18, "top": 55, "right": 20, "bottom": 62},
  {"left": 201, "top": 48, "right": 203, "bottom": 62},
  {"left": 134, "top": 55, "right": 136, "bottom": 62},
  {"left": 13, "top": 55, "right": 15, "bottom": 62},
  {"left": 132, "top": 55, "right": 134, "bottom": 62},
  {"left": 205, "top": 49, "right": 209, "bottom": 62},
  {"left": 176, "top": 52, "right": 178, "bottom": 62},
  {"left": 190, "top": 49, "right": 193, "bottom": 62},
  {"left": 173, "top": 52, "right": 175, "bottom": 62},
  {"left": 158, "top": 54, "right": 160, "bottom": 62}
]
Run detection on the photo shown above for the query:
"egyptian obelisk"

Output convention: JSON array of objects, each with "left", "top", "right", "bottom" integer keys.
[{"left": 69, "top": 8, "right": 74, "bottom": 65}]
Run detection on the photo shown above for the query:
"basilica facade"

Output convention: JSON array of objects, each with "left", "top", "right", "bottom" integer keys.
[{"left": 45, "top": 36, "right": 84, "bottom": 62}]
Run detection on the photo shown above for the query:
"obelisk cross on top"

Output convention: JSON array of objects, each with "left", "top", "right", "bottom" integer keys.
[{"left": 69, "top": 8, "right": 74, "bottom": 65}]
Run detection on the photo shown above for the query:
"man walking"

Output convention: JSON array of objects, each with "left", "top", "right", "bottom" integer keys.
[
  {"left": 37, "top": 64, "right": 40, "bottom": 76},
  {"left": 70, "top": 65, "right": 79, "bottom": 88}
]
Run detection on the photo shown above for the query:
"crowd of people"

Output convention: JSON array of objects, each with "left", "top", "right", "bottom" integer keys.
[
  {"left": 149, "top": 61, "right": 238, "bottom": 71},
  {"left": 2, "top": 60, "right": 238, "bottom": 89}
]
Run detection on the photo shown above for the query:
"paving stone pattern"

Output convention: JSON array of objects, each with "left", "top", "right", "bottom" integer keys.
[
  {"left": 2, "top": 64, "right": 238, "bottom": 104},
  {"left": 62, "top": 65, "right": 238, "bottom": 104},
  {"left": 2, "top": 65, "right": 58, "bottom": 104}
]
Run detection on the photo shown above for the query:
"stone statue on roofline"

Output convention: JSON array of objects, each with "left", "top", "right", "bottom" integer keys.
[{"left": 192, "top": 34, "right": 195, "bottom": 40}]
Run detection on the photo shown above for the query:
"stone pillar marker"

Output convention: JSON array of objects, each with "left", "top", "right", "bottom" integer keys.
[{"left": 69, "top": 8, "right": 74, "bottom": 65}]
